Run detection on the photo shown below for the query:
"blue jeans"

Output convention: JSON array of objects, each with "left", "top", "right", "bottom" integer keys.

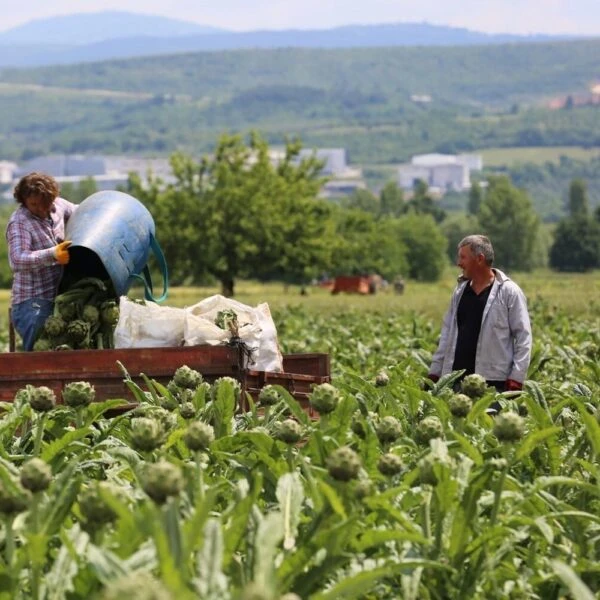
[{"left": 11, "top": 298, "right": 54, "bottom": 351}]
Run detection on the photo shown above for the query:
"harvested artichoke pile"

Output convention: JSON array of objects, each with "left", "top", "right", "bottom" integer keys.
[{"left": 34, "top": 277, "right": 120, "bottom": 351}]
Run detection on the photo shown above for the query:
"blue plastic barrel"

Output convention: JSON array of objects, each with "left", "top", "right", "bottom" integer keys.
[{"left": 63, "top": 190, "right": 168, "bottom": 302}]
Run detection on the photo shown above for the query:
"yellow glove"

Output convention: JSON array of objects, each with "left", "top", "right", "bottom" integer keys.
[{"left": 54, "top": 240, "right": 72, "bottom": 265}]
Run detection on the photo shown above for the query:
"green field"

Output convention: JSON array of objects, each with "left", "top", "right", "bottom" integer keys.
[
  {"left": 479, "top": 146, "right": 600, "bottom": 167},
  {"left": 2, "top": 268, "right": 598, "bottom": 350}
]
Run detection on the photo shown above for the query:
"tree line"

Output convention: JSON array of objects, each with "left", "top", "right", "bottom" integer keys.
[{"left": 1, "top": 135, "right": 598, "bottom": 295}]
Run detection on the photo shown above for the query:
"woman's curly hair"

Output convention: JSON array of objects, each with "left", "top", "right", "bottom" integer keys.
[{"left": 13, "top": 172, "right": 60, "bottom": 207}]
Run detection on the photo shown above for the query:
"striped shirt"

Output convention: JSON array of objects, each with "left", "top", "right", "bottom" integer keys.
[{"left": 6, "top": 197, "right": 78, "bottom": 305}]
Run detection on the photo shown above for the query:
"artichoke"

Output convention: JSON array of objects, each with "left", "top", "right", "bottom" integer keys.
[
  {"left": 375, "top": 416, "right": 402, "bottom": 443},
  {"left": 43, "top": 315, "right": 66, "bottom": 338},
  {"left": 172, "top": 365, "right": 203, "bottom": 390},
  {"left": 209, "top": 377, "right": 242, "bottom": 402},
  {"left": 79, "top": 481, "right": 120, "bottom": 527},
  {"left": 460, "top": 374, "right": 488, "bottom": 399},
  {"left": 215, "top": 308, "right": 239, "bottom": 332},
  {"left": 100, "top": 300, "right": 120, "bottom": 327},
  {"left": 183, "top": 421, "right": 215, "bottom": 451},
  {"left": 258, "top": 385, "right": 281, "bottom": 406},
  {"left": 375, "top": 371, "right": 390, "bottom": 387},
  {"left": 449, "top": 394, "right": 472, "bottom": 418},
  {"left": 493, "top": 411, "right": 525, "bottom": 443},
  {"left": 56, "top": 302, "right": 78, "bottom": 322},
  {"left": 101, "top": 571, "right": 172, "bottom": 600},
  {"left": 179, "top": 402, "right": 196, "bottom": 420},
  {"left": 326, "top": 446, "right": 361, "bottom": 481},
  {"left": 20, "top": 458, "right": 52, "bottom": 493},
  {"left": 353, "top": 478, "right": 373, "bottom": 499},
  {"left": 63, "top": 381, "right": 95, "bottom": 408},
  {"left": 415, "top": 416, "right": 444, "bottom": 445},
  {"left": 141, "top": 461, "right": 183, "bottom": 504},
  {"left": 82, "top": 304, "right": 100, "bottom": 325},
  {"left": 274, "top": 419, "right": 303, "bottom": 444},
  {"left": 66, "top": 319, "right": 90, "bottom": 345},
  {"left": 130, "top": 418, "right": 164, "bottom": 452},
  {"left": 0, "top": 479, "right": 31, "bottom": 515},
  {"left": 29, "top": 386, "right": 57, "bottom": 412},
  {"left": 33, "top": 338, "right": 53, "bottom": 352},
  {"left": 377, "top": 453, "right": 404, "bottom": 476},
  {"left": 309, "top": 383, "right": 340, "bottom": 414}
]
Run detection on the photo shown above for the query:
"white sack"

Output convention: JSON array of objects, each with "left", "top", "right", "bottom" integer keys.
[
  {"left": 114, "top": 296, "right": 186, "bottom": 348},
  {"left": 184, "top": 294, "right": 283, "bottom": 372}
]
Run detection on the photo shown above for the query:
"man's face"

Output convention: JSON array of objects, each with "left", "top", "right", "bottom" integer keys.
[
  {"left": 457, "top": 245, "right": 481, "bottom": 279},
  {"left": 24, "top": 195, "right": 52, "bottom": 219}
]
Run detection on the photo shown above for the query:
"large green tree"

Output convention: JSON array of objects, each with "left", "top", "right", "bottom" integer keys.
[
  {"left": 328, "top": 208, "right": 408, "bottom": 280},
  {"left": 567, "top": 178, "right": 589, "bottom": 217},
  {"left": 395, "top": 213, "right": 447, "bottom": 281},
  {"left": 130, "top": 134, "right": 329, "bottom": 296},
  {"left": 549, "top": 216, "right": 600, "bottom": 272},
  {"left": 477, "top": 176, "right": 539, "bottom": 272}
]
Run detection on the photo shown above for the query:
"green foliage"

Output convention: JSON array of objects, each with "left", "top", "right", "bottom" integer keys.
[
  {"left": 60, "top": 177, "right": 98, "bottom": 203},
  {"left": 549, "top": 216, "right": 600, "bottom": 272},
  {"left": 568, "top": 178, "right": 589, "bottom": 217},
  {"left": 478, "top": 175, "right": 540, "bottom": 271},
  {"left": 1, "top": 40, "right": 600, "bottom": 164},
  {"left": 395, "top": 213, "right": 448, "bottom": 281}
]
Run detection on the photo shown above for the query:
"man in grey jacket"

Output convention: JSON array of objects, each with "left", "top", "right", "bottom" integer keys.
[{"left": 427, "top": 234, "right": 532, "bottom": 393}]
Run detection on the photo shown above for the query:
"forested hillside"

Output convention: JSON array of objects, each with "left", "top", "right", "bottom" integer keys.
[{"left": 0, "top": 40, "right": 599, "bottom": 161}]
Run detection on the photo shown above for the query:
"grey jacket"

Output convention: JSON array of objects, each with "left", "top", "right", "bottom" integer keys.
[{"left": 429, "top": 268, "right": 532, "bottom": 383}]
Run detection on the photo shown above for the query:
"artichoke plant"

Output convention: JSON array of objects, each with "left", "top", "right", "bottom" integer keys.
[
  {"left": 326, "top": 446, "right": 361, "bottom": 481},
  {"left": 460, "top": 374, "right": 489, "bottom": 399},
  {"left": 309, "top": 383, "right": 341, "bottom": 414},
  {"left": 183, "top": 421, "right": 215, "bottom": 451},
  {"left": 274, "top": 419, "right": 303, "bottom": 444},
  {"left": 20, "top": 458, "right": 52, "bottom": 493},
  {"left": 172, "top": 365, "right": 203, "bottom": 390},
  {"left": 141, "top": 461, "right": 184, "bottom": 504},
  {"left": 493, "top": 411, "right": 525, "bottom": 443},
  {"left": 63, "top": 381, "right": 95, "bottom": 408}
]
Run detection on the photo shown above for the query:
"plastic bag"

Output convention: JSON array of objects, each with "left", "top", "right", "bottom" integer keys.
[
  {"left": 184, "top": 295, "right": 283, "bottom": 372},
  {"left": 114, "top": 297, "right": 185, "bottom": 348}
]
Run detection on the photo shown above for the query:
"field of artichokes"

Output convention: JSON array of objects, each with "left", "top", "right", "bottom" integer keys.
[{"left": 0, "top": 298, "right": 599, "bottom": 600}]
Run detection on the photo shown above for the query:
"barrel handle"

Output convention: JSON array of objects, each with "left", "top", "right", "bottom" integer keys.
[{"left": 131, "top": 234, "right": 169, "bottom": 303}]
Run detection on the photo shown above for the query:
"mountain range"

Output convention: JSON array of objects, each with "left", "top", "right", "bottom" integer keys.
[{"left": 0, "top": 11, "right": 581, "bottom": 68}]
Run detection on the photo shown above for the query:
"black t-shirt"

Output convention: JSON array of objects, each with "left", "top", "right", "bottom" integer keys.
[{"left": 452, "top": 283, "right": 493, "bottom": 375}]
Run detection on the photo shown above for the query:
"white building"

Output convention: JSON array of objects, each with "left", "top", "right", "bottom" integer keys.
[
  {"left": 15, "top": 154, "right": 174, "bottom": 187},
  {"left": 0, "top": 161, "right": 19, "bottom": 185},
  {"left": 397, "top": 153, "right": 482, "bottom": 193}
]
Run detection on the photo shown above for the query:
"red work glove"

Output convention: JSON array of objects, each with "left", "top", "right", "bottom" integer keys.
[
  {"left": 54, "top": 240, "right": 72, "bottom": 265},
  {"left": 427, "top": 374, "right": 440, "bottom": 383},
  {"left": 505, "top": 378, "right": 523, "bottom": 392}
]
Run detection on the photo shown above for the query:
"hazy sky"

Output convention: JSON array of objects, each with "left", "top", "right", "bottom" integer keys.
[{"left": 1, "top": 0, "right": 599, "bottom": 35}]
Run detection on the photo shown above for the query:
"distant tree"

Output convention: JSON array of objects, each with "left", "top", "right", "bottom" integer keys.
[
  {"left": 60, "top": 177, "right": 98, "bottom": 203},
  {"left": 567, "top": 178, "right": 589, "bottom": 217},
  {"left": 467, "top": 181, "right": 483, "bottom": 215},
  {"left": 379, "top": 181, "right": 404, "bottom": 218},
  {"left": 549, "top": 216, "right": 600, "bottom": 272},
  {"left": 441, "top": 213, "right": 479, "bottom": 264},
  {"left": 130, "top": 133, "right": 329, "bottom": 296},
  {"left": 395, "top": 213, "right": 447, "bottom": 281},
  {"left": 405, "top": 180, "right": 446, "bottom": 223},
  {"left": 343, "top": 188, "right": 380, "bottom": 215},
  {"left": 477, "top": 176, "right": 539, "bottom": 271},
  {"left": 328, "top": 208, "right": 409, "bottom": 280}
]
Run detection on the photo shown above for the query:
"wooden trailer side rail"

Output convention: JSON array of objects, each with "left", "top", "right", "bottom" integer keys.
[{"left": 0, "top": 345, "right": 330, "bottom": 410}]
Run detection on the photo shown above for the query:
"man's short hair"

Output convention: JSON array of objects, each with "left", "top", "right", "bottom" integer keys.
[
  {"left": 13, "top": 172, "right": 60, "bottom": 207},
  {"left": 458, "top": 234, "right": 494, "bottom": 266}
]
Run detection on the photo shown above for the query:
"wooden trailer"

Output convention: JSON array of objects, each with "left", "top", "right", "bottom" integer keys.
[{"left": 0, "top": 345, "right": 330, "bottom": 416}]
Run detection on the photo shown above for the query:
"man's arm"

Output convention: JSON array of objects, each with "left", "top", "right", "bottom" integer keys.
[
  {"left": 429, "top": 296, "right": 455, "bottom": 378},
  {"left": 507, "top": 285, "right": 532, "bottom": 383}
]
